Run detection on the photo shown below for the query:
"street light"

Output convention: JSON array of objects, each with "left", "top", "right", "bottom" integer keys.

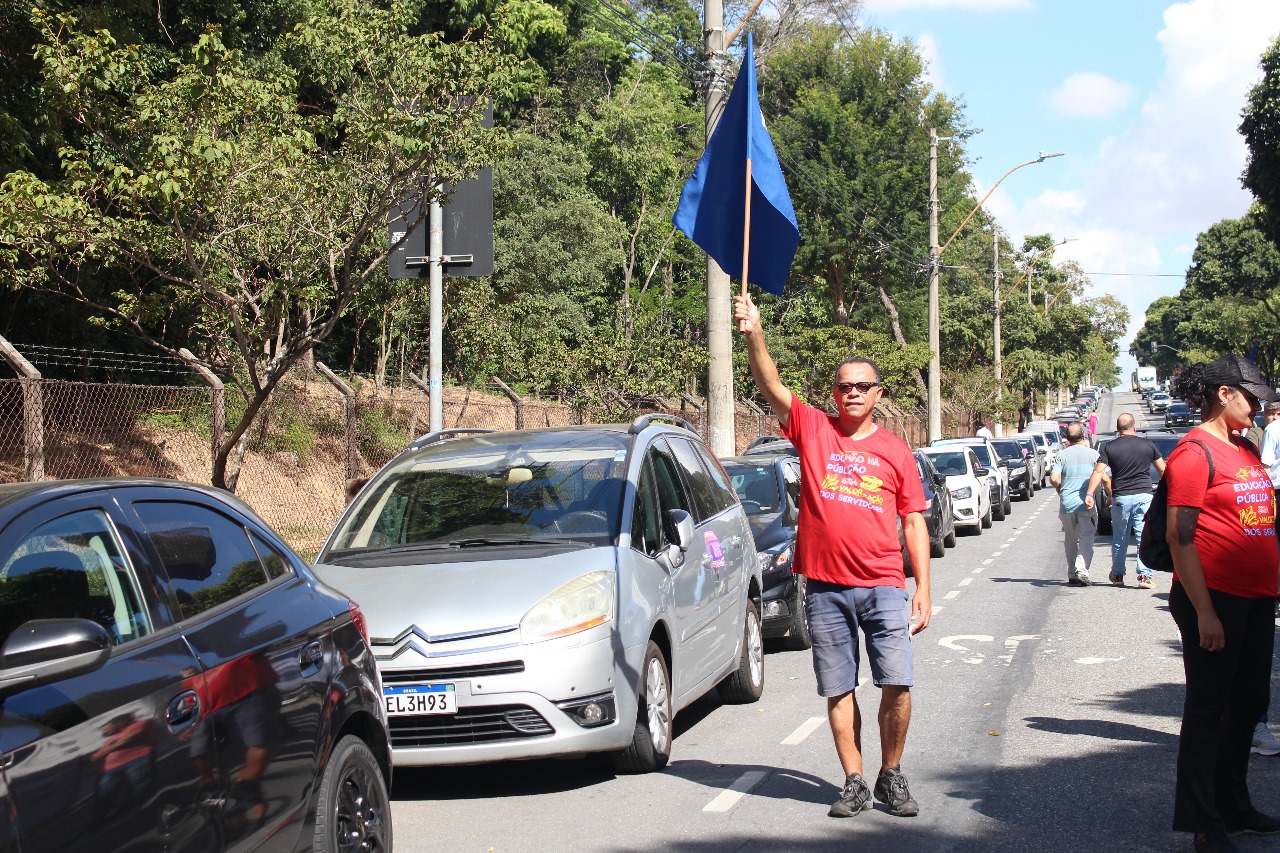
[
  {"left": 1150, "top": 343, "right": 1179, "bottom": 354},
  {"left": 927, "top": 140, "right": 1064, "bottom": 441},
  {"left": 1001, "top": 238, "right": 1075, "bottom": 309}
]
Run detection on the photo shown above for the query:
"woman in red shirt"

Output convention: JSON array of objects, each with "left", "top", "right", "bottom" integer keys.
[{"left": 1166, "top": 355, "right": 1280, "bottom": 853}]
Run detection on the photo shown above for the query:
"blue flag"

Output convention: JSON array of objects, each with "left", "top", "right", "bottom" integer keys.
[{"left": 672, "top": 33, "right": 800, "bottom": 296}]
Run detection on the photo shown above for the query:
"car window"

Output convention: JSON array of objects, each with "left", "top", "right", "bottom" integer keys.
[
  {"left": 0, "top": 509, "right": 152, "bottom": 647},
  {"left": 969, "top": 444, "right": 994, "bottom": 466},
  {"left": 783, "top": 462, "right": 801, "bottom": 507},
  {"left": 247, "top": 530, "right": 293, "bottom": 580},
  {"left": 134, "top": 502, "right": 271, "bottom": 621},
  {"left": 630, "top": 462, "right": 663, "bottom": 557},
  {"left": 969, "top": 451, "right": 984, "bottom": 472},
  {"left": 666, "top": 438, "right": 723, "bottom": 522},
  {"left": 724, "top": 463, "right": 782, "bottom": 514},
  {"left": 689, "top": 442, "right": 742, "bottom": 515},
  {"left": 926, "top": 451, "right": 967, "bottom": 476},
  {"left": 650, "top": 441, "right": 692, "bottom": 518}
]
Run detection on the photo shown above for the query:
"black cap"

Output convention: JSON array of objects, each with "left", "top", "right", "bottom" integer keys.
[{"left": 1204, "top": 354, "right": 1280, "bottom": 403}]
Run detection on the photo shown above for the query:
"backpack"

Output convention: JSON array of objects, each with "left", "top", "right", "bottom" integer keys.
[{"left": 1139, "top": 438, "right": 1212, "bottom": 573}]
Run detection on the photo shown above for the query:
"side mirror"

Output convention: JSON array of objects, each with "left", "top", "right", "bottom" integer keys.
[
  {"left": 663, "top": 509, "right": 695, "bottom": 568},
  {"left": 997, "top": 459, "right": 1008, "bottom": 468},
  {"left": 975, "top": 465, "right": 991, "bottom": 477},
  {"left": 0, "top": 619, "right": 112, "bottom": 700}
]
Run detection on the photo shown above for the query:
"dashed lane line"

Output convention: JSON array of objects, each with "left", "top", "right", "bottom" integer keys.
[
  {"left": 959, "top": 578, "right": 973, "bottom": 586},
  {"left": 972, "top": 566, "right": 985, "bottom": 573},
  {"left": 781, "top": 717, "right": 827, "bottom": 746},
  {"left": 703, "top": 771, "right": 769, "bottom": 813},
  {"left": 944, "top": 590, "right": 960, "bottom": 600},
  {"left": 983, "top": 559, "right": 994, "bottom": 565},
  {"left": 932, "top": 605, "right": 943, "bottom": 615}
]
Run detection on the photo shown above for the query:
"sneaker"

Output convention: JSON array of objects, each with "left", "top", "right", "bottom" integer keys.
[
  {"left": 873, "top": 767, "right": 919, "bottom": 817},
  {"left": 1109, "top": 573, "right": 1125, "bottom": 586},
  {"left": 1137, "top": 576, "right": 1153, "bottom": 590},
  {"left": 1068, "top": 571, "right": 1091, "bottom": 586},
  {"left": 1251, "top": 722, "right": 1280, "bottom": 756},
  {"left": 828, "top": 773, "right": 871, "bottom": 817}
]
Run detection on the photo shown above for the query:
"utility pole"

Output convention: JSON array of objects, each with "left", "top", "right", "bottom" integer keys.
[
  {"left": 993, "top": 230, "right": 1003, "bottom": 437},
  {"left": 702, "top": 0, "right": 735, "bottom": 455},
  {"left": 927, "top": 128, "right": 941, "bottom": 442},
  {"left": 429, "top": 190, "right": 443, "bottom": 432}
]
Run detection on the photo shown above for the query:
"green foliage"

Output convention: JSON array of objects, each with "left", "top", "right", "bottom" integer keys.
[{"left": 1241, "top": 35, "right": 1280, "bottom": 245}]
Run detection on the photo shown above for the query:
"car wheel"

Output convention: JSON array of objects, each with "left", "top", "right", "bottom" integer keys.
[
  {"left": 980, "top": 503, "right": 992, "bottom": 528},
  {"left": 1003, "top": 494, "right": 1013, "bottom": 515},
  {"left": 312, "top": 735, "right": 392, "bottom": 853},
  {"left": 783, "top": 575, "right": 812, "bottom": 651},
  {"left": 992, "top": 493, "right": 1005, "bottom": 521},
  {"left": 943, "top": 526, "right": 957, "bottom": 548},
  {"left": 930, "top": 527, "right": 945, "bottom": 558},
  {"left": 719, "top": 599, "right": 765, "bottom": 703},
  {"left": 613, "top": 641, "right": 671, "bottom": 773}
]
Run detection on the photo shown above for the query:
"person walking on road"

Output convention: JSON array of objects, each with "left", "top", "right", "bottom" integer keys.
[
  {"left": 1088, "top": 410, "right": 1099, "bottom": 438},
  {"left": 1258, "top": 400, "right": 1280, "bottom": 484},
  {"left": 1084, "top": 413, "right": 1165, "bottom": 589},
  {"left": 733, "top": 291, "right": 931, "bottom": 820},
  {"left": 1050, "top": 422, "right": 1100, "bottom": 586},
  {"left": 1164, "top": 355, "right": 1280, "bottom": 853}
]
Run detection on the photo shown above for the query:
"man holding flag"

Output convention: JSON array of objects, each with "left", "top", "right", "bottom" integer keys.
[{"left": 676, "top": 31, "right": 929, "bottom": 821}]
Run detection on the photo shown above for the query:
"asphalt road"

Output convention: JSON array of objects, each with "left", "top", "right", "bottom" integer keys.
[{"left": 386, "top": 393, "right": 1280, "bottom": 853}]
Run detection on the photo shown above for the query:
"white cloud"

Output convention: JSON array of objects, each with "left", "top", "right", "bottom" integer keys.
[
  {"left": 1046, "top": 72, "right": 1134, "bottom": 118},
  {"left": 915, "top": 32, "right": 944, "bottom": 90},
  {"left": 995, "top": 0, "right": 1280, "bottom": 353}
]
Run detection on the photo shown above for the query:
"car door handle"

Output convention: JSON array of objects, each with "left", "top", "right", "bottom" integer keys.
[
  {"left": 166, "top": 690, "right": 201, "bottom": 732},
  {"left": 299, "top": 640, "right": 324, "bottom": 671}
]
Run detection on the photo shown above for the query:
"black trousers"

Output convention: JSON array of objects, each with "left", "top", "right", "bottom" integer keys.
[{"left": 1169, "top": 581, "right": 1275, "bottom": 833}]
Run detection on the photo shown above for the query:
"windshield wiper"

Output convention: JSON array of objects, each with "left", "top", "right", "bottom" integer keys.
[{"left": 448, "top": 537, "right": 589, "bottom": 548}]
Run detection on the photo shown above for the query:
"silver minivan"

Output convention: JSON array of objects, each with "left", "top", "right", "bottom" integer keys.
[{"left": 313, "top": 417, "right": 764, "bottom": 773}]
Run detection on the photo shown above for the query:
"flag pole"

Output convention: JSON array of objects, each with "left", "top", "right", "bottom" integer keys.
[{"left": 741, "top": 158, "right": 753, "bottom": 298}]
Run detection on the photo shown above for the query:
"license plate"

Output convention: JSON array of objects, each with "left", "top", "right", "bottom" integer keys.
[{"left": 383, "top": 683, "right": 457, "bottom": 716}]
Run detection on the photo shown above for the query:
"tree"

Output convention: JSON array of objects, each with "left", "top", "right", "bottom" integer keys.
[
  {"left": 1241, "top": 35, "right": 1280, "bottom": 245},
  {"left": 0, "top": 0, "right": 512, "bottom": 489}
]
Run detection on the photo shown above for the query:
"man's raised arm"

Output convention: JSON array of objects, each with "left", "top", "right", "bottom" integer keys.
[{"left": 733, "top": 292, "right": 792, "bottom": 430}]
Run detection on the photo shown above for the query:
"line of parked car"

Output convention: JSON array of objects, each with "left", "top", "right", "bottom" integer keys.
[{"left": 0, "top": 398, "right": 1113, "bottom": 850}]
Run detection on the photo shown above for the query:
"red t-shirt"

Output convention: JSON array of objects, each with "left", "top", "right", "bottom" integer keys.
[
  {"left": 781, "top": 393, "right": 925, "bottom": 588},
  {"left": 1166, "top": 428, "right": 1278, "bottom": 599}
]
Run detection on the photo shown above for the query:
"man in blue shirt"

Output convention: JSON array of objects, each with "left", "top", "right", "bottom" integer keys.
[{"left": 1050, "top": 422, "right": 1100, "bottom": 586}]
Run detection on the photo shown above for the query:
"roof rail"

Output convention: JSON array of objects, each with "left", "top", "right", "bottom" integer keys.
[
  {"left": 407, "top": 427, "right": 497, "bottom": 451},
  {"left": 628, "top": 414, "right": 698, "bottom": 435}
]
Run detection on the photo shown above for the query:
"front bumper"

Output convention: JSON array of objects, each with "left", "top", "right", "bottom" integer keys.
[
  {"left": 952, "top": 496, "right": 981, "bottom": 527},
  {"left": 377, "top": 629, "right": 638, "bottom": 766},
  {"left": 761, "top": 570, "right": 799, "bottom": 636}
]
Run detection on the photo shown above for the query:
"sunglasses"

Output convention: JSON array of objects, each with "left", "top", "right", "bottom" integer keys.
[{"left": 834, "top": 381, "right": 880, "bottom": 395}]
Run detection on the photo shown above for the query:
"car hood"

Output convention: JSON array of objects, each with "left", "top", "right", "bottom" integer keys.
[
  {"left": 943, "top": 475, "right": 978, "bottom": 493},
  {"left": 312, "top": 549, "right": 618, "bottom": 643},
  {"left": 747, "top": 513, "right": 792, "bottom": 551}
]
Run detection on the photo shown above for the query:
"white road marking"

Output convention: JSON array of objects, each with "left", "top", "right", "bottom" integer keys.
[
  {"left": 944, "top": 590, "right": 960, "bottom": 600},
  {"left": 931, "top": 606, "right": 943, "bottom": 615},
  {"left": 990, "top": 552, "right": 1003, "bottom": 558},
  {"left": 972, "top": 566, "right": 985, "bottom": 574},
  {"left": 1000, "top": 543, "right": 1012, "bottom": 549},
  {"left": 997, "top": 635, "right": 1040, "bottom": 666},
  {"left": 703, "top": 770, "right": 769, "bottom": 813},
  {"left": 1075, "top": 657, "right": 1122, "bottom": 665},
  {"left": 939, "top": 634, "right": 993, "bottom": 664},
  {"left": 781, "top": 717, "right": 827, "bottom": 746},
  {"left": 959, "top": 578, "right": 973, "bottom": 586},
  {"left": 982, "top": 559, "right": 994, "bottom": 565}
]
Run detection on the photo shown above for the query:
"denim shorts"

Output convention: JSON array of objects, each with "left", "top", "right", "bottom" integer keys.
[{"left": 804, "top": 579, "right": 913, "bottom": 696}]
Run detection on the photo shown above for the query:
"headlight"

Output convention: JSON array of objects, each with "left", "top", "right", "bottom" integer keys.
[
  {"left": 952, "top": 486, "right": 972, "bottom": 499},
  {"left": 520, "top": 570, "right": 615, "bottom": 643},
  {"left": 757, "top": 544, "right": 792, "bottom": 573}
]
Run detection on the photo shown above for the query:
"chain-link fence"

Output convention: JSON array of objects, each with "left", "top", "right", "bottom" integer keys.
[{"left": 0, "top": 342, "right": 986, "bottom": 558}]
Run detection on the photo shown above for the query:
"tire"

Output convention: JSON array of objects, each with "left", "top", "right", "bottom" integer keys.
[
  {"left": 930, "top": 528, "right": 945, "bottom": 558},
  {"left": 312, "top": 735, "right": 392, "bottom": 853},
  {"left": 783, "top": 575, "right": 812, "bottom": 651},
  {"left": 719, "top": 599, "right": 765, "bottom": 704},
  {"left": 612, "top": 641, "right": 672, "bottom": 773},
  {"left": 992, "top": 493, "right": 1006, "bottom": 521},
  {"left": 1004, "top": 494, "right": 1013, "bottom": 516},
  {"left": 943, "top": 526, "right": 957, "bottom": 548},
  {"left": 980, "top": 504, "right": 992, "bottom": 529}
]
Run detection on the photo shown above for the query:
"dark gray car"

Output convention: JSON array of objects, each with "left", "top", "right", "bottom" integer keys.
[{"left": 0, "top": 479, "right": 392, "bottom": 853}]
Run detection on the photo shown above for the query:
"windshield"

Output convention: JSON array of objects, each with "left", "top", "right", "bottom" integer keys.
[
  {"left": 969, "top": 444, "right": 994, "bottom": 465},
  {"left": 991, "top": 440, "right": 1024, "bottom": 461},
  {"left": 1012, "top": 438, "right": 1036, "bottom": 457},
  {"left": 1168, "top": 403, "right": 1190, "bottom": 413},
  {"left": 723, "top": 463, "right": 781, "bottom": 515},
  {"left": 327, "top": 430, "right": 631, "bottom": 554},
  {"left": 926, "top": 451, "right": 969, "bottom": 477}
]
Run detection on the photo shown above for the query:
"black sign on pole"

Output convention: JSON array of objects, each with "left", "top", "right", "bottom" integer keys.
[{"left": 388, "top": 102, "right": 495, "bottom": 279}]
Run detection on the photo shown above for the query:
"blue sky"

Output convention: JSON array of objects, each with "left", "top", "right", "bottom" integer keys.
[{"left": 858, "top": 0, "right": 1280, "bottom": 384}]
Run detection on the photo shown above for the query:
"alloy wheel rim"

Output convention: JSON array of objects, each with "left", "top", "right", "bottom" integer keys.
[
  {"left": 747, "top": 608, "right": 763, "bottom": 687},
  {"left": 335, "top": 763, "right": 389, "bottom": 853},
  {"left": 646, "top": 657, "right": 671, "bottom": 754}
]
